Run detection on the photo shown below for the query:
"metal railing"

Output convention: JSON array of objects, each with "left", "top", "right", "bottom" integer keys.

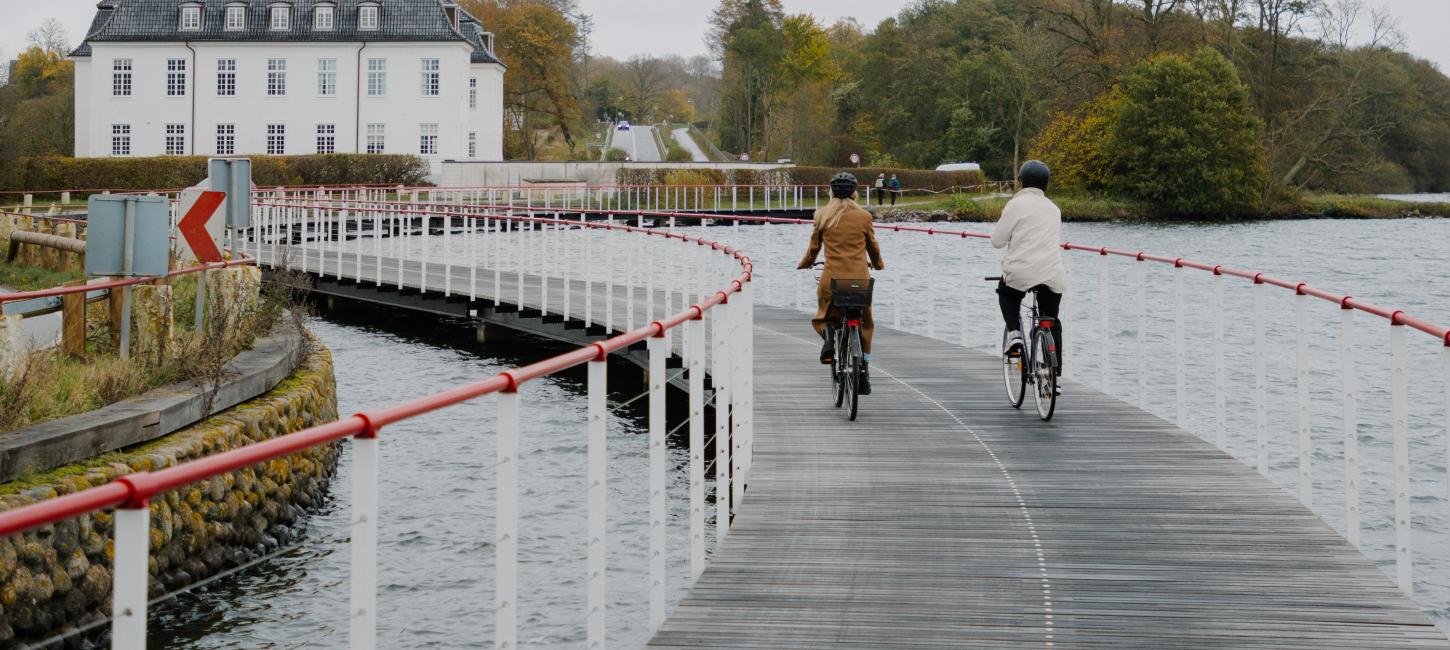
[{"left": 0, "top": 197, "right": 755, "bottom": 649}]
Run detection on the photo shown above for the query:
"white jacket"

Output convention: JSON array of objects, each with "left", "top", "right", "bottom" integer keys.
[{"left": 991, "top": 188, "right": 1069, "bottom": 293}]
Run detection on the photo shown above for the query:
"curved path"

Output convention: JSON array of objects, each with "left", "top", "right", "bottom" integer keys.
[
  {"left": 650, "top": 305, "right": 1448, "bottom": 648},
  {"left": 672, "top": 128, "right": 711, "bottom": 162}
]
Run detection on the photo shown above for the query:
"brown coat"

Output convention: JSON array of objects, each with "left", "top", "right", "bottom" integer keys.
[{"left": 797, "top": 198, "right": 885, "bottom": 352}]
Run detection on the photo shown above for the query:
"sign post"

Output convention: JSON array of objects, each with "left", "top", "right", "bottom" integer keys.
[
  {"left": 209, "top": 158, "right": 252, "bottom": 255},
  {"left": 86, "top": 195, "right": 169, "bottom": 359}
]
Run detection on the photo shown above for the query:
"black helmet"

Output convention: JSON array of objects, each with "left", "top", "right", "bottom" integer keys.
[
  {"left": 1018, "top": 160, "right": 1050, "bottom": 190},
  {"left": 830, "top": 172, "right": 858, "bottom": 199}
]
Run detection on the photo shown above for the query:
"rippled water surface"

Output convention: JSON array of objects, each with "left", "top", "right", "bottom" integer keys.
[{"left": 154, "top": 215, "right": 1449, "bottom": 643}]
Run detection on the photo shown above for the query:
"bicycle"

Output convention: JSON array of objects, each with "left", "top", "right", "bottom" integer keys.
[
  {"left": 986, "top": 277, "right": 1059, "bottom": 421},
  {"left": 827, "top": 278, "right": 873, "bottom": 421}
]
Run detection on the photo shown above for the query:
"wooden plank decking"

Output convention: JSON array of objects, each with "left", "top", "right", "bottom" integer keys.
[{"left": 649, "top": 305, "right": 1448, "bottom": 648}]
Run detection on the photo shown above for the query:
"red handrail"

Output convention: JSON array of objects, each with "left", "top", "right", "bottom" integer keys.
[
  {"left": 0, "top": 255, "right": 257, "bottom": 305},
  {"left": 0, "top": 214, "right": 750, "bottom": 536}
]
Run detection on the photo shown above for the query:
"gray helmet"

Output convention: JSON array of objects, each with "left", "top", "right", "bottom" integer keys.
[
  {"left": 1018, "top": 160, "right": 1050, "bottom": 190},
  {"left": 830, "top": 172, "right": 858, "bottom": 198}
]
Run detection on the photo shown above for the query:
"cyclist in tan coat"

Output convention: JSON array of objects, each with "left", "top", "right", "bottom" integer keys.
[{"left": 797, "top": 173, "right": 886, "bottom": 393}]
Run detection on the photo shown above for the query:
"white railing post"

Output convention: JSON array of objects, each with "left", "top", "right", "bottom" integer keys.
[
  {"left": 1099, "top": 253, "right": 1111, "bottom": 394},
  {"left": 111, "top": 504, "right": 151, "bottom": 648},
  {"left": 1137, "top": 259, "right": 1147, "bottom": 410},
  {"left": 496, "top": 390, "right": 520, "bottom": 649},
  {"left": 730, "top": 283, "right": 746, "bottom": 508},
  {"left": 1390, "top": 323, "right": 1412, "bottom": 596},
  {"left": 1296, "top": 292, "right": 1312, "bottom": 507},
  {"left": 350, "top": 431, "right": 380, "bottom": 650},
  {"left": 586, "top": 359, "right": 608, "bottom": 649},
  {"left": 926, "top": 239, "right": 936, "bottom": 339},
  {"left": 647, "top": 335, "right": 667, "bottom": 633},
  {"left": 1174, "top": 263, "right": 1186, "bottom": 429},
  {"left": 713, "top": 299, "right": 732, "bottom": 547},
  {"left": 741, "top": 281, "right": 755, "bottom": 486},
  {"left": 1255, "top": 280, "right": 1268, "bottom": 476},
  {"left": 1444, "top": 345, "right": 1449, "bottom": 541},
  {"left": 1340, "top": 306, "right": 1360, "bottom": 548},
  {"left": 687, "top": 317, "right": 706, "bottom": 579},
  {"left": 1213, "top": 272, "right": 1225, "bottom": 450}
]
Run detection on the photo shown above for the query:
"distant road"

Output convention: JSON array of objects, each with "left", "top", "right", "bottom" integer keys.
[
  {"left": 672, "top": 128, "right": 711, "bottom": 162},
  {"left": 618, "top": 125, "right": 663, "bottom": 162}
]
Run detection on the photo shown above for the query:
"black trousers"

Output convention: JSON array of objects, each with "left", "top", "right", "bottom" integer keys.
[{"left": 997, "top": 280, "right": 1064, "bottom": 370}]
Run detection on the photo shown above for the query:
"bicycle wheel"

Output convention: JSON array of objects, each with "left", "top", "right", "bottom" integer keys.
[
  {"left": 845, "top": 326, "right": 862, "bottom": 421},
  {"left": 1002, "top": 328, "right": 1026, "bottom": 409},
  {"left": 832, "top": 327, "right": 846, "bottom": 408},
  {"left": 1032, "top": 329, "right": 1058, "bottom": 421}
]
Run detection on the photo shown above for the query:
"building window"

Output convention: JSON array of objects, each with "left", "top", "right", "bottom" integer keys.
[
  {"left": 112, "top": 59, "right": 132, "bottom": 96},
  {"left": 217, "top": 59, "right": 236, "bottom": 96},
  {"left": 167, "top": 59, "right": 188, "bottom": 97},
  {"left": 165, "top": 124, "right": 186, "bottom": 155},
  {"left": 421, "top": 59, "right": 440, "bottom": 97},
  {"left": 468, "top": 132, "right": 476, "bottom": 158},
  {"left": 225, "top": 5, "right": 246, "bottom": 30},
  {"left": 267, "top": 58, "right": 287, "bottom": 96},
  {"left": 216, "top": 124, "right": 236, "bottom": 155},
  {"left": 360, "top": 5, "right": 379, "bottom": 30},
  {"left": 366, "top": 123, "right": 385, "bottom": 153},
  {"left": 316, "top": 124, "right": 336, "bottom": 153},
  {"left": 366, "top": 58, "right": 386, "bottom": 96},
  {"left": 270, "top": 5, "right": 290, "bottom": 30},
  {"left": 469, "top": 77, "right": 477, "bottom": 109},
  {"left": 419, "top": 123, "right": 438, "bottom": 155},
  {"left": 111, "top": 124, "right": 131, "bottom": 156},
  {"left": 316, "top": 58, "right": 337, "bottom": 96},
  {"left": 180, "top": 6, "right": 202, "bottom": 30},
  {"left": 314, "top": 5, "right": 334, "bottom": 30},
  {"left": 267, "top": 124, "right": 286, "bottom": 155}
]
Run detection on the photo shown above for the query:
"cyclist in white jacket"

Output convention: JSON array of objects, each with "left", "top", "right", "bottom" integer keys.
[{"left": 992, "top": 160, "right": 1068, "bottom": 373}]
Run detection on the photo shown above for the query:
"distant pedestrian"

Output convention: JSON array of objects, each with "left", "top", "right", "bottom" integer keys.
[
  {"left": 888, "top": 175, "right": 901, "bottom": 206},
  {"left": 874, "top": 174, "right": 886, "bottom": 206}
]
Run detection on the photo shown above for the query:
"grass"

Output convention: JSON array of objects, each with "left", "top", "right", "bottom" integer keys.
[
  {"left": 1284, "top": 194, "right": 1450, "bottom": 219},
  {"left": 0, "top": 258, "right": 84, "bottom": 291}
]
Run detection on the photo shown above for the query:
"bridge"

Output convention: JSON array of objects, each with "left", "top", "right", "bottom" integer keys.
[{"left": 1, "top": 187, "right": 1447, "bottom": 648}]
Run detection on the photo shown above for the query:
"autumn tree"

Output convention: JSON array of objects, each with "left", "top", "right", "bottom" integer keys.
[{"left": 463, "top": 0, "right": 580, "bottom": 159}]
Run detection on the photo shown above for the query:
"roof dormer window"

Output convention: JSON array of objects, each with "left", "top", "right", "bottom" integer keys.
[
  {"left": 180, "top": 5, "right": 202, "bottom": 31},
  {"left": 314, "top": 4, "right": 334, "bottom": 30},
  {"left": 270, "top": 5, "right": 291, "bottom": 31},
  {"left": 225, "top": 4, "right": 246, "bottom": 30},
  {"left": 359, "top": 3, "right": 380, "bottom": 30}
]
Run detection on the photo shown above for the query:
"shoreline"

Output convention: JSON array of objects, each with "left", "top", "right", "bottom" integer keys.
[{"left": 873, "top": 193, "right": 1450, "bottom": 224}]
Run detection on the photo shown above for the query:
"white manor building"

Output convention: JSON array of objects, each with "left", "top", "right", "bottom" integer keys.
[{"left": 70, "top": 0, "right": 505, "bottom": 161}]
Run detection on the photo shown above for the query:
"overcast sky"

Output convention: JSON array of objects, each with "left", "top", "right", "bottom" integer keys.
[{"left": 2, "top": 0, "right": 1447, "bottom": 71}]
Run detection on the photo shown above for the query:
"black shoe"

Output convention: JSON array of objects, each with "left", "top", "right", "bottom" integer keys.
[
  {"left": 820, "top": 331, "right": 834, "bottom": 365},
  {"left": 859, "top": 363, "right": 872, "bottom": 395}
]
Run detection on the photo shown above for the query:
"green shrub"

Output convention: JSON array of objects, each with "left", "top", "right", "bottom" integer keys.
[
  {"left": 1, "top": 154, "right": 432, "bottom": 195},
  {"left": 605, "top": 148, "right": 630, "bottom": 162}
]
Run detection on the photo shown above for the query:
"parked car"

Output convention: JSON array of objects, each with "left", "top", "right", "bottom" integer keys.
[{"left": 617, "top": 121, "right": 631, "bottom": 131}]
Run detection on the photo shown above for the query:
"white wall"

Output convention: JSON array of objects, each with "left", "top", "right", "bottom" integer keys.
[
  {"left": 441, "top": 161, "right": 795, "bottom": 187},
  {"left": 76, "top": 40, "right": 504, "bottom": 161}
]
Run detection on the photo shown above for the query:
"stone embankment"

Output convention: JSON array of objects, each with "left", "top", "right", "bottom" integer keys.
[{"left": 0, "top": 340, "right": 339, "bottom": 644}]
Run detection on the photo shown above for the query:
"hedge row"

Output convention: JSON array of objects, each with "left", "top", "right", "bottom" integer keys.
[
  {"left": 614, "top": 166, "right": 986, "bottom": 190},
  {"left": 1, "top": 154, "right": 433, "bottom": 195}
]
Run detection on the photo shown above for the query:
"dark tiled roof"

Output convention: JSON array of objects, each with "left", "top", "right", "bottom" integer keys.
[{"left": 71, "top": 0, "right": 501, "bottom": 65}]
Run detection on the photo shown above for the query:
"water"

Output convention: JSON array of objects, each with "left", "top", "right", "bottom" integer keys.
[
  {"left": 155, "top": 215, "right": 1450, "bottom": 641},
  {"left": 1380, "top": 193, "right": 1450, "bottom": 203},
  {"left": 148, "top": 307, "right": 709, "bottom": 648}
]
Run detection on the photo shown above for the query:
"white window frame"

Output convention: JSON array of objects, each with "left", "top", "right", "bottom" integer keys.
[
  {"left": 317, "top": 58, "right": 337, "bottom": 96},
  {"left": 216, "top": 124, "right": 236, "bottom": 155},
  {"left": 180, "top": 6, "right": 202, "bottom": 31},
  {"left": 216, "top": 58, "right": 236, "bottom": 96},
  {"left": 468, "top": 132, "right": 476, "bottom": 159},
  {"left": 366, "top": 58, "right": 386, "bottom": 97},
  {"left": 267, "top": 124, "right": 286, "bottom": 155},
  {"left": 111, "top": 124, "right": 131, "bottom": 156},
  {"left": 267, "top": 58, "right": 287, "bottom": 96},
  {"left": 419, "top": 123, "right": 439, "bottom": 155},
  {"left": 366, "top": 123, "right": 385, "bottom": 153},
  {"left": 360, "top": 5, "right": 380, "bottom": 30},
  {"left": 469, "top": 77, "right": 477, "bottom": 109},
  {"left": 165, "top": 124, "right": 187, "bottom": 155},
  {"left": 225, "top": 5, "right": 246, "bottom": 30},
  {"left": 421, "top": 59, "right": 440, "bottom": 97},
  {"left": 112, "top": 59, "right": 132, "bottom": 97},
  {"left": 316, "top": 124, "right": 336, "bottom": 154},
  {"left": 270, "top": 5, "right": 290, "bottom": 31},
  {"left": 314, "top": 5, "right": 334, "bottom": 30},
  {"left": 167, "top": 58, "right": 188, "bottom": 97}
]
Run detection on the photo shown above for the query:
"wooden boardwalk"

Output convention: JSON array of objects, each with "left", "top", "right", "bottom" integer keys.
[
  {"left": 255, "top": 246, "right": 1448, "bottom": 647},
  {"left": 650, "top": 305, "right": 1449, "bottom": 648}
]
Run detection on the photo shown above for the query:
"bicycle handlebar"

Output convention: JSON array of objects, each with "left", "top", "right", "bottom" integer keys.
[{"left": 984, "top": 276, "right": 1002, "bottom": 282}]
